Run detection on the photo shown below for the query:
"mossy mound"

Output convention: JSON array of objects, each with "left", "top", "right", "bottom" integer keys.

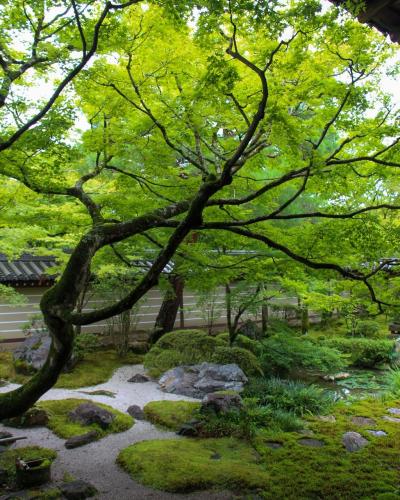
[
  {"left": 143, "top": 400, "right": 201, "bottom": 431},
  {"left": 144, "top": 329, "right": 259, "bottom": 377},
  {"left": 117, "top": 437, "right": 268, "bottom": 493},
  {"left": 37, "top": 399, "right": 133, "bottom": 439},
  {"left": 144, "top": 330, "right": 225, "bottom": 377},
  {"left": 211, "top": 346, "right": 263, "bottom": 377},
  {"left": 0, "top": 446, "right": 57, "bottom": 493},
  {"left": 0, "top": 350, "right": 143, "bottom": 389}
]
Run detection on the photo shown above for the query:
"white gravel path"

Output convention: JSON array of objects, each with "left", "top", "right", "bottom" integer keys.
[{"left": 0, "top": 365, "right": 234, "bottom": 500}]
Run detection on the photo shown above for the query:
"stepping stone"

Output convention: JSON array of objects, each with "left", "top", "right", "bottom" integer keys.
[
  {"left": 266, "top": 441, "right": 283, "bottom": 449},
  {"left": 351, "top": 416, "right": 376, "bottom": 426},
  {"left": 60, "top": 479, "right": 97, "bottom": 499},
  {"left": 387, "top": 408, "right": 400, "bottom": 415},
  {"left": 342, "top": 431, "right": 368, "bottom": 452},
  {"left": 65, "top": 430, "right": 98, "bottom": 449},
  {"left": 383, "top": 416, "right": 400, "bottom": 423},
  {"left": 210, "top": 452, "right": 221, "bottom": 460},
  {"left": 318, "top": 415, "right": 336, "bottom": 423},
  {"left": 366, "top": 430, "right": 387, "bottom": 437},
  {"left": 298, "top": 429, "right": 314, "bottom": 436},
  {"left": 298, "top": 438, "right": 325, "bottom": 447},
  {"left": 128, "top": 374, "right": 150, "bottom": 383},
  {"left": 127, "top": 405, "right": 145, "bottom": 420}
]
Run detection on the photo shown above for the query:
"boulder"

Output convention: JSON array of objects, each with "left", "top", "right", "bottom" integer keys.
[
  {"left": 68, "top": 403, "right": 115, "bottom": 429},
  {"left": 237, "top": 320, "right": 261, "bottom": 339},
  {"left": 342, "top": 431, "right": 369, "bottom": 452},
  {"left": 127, "top": 405, "right": 145, "bottom": 420},
  {"left": 13, "top": 332, "right": 76, "bottom": 373},
  {"left": 128, "top": 374, "right": 150, "bottom": 383},
  {"left": 60, "top": 480, "right": 97, "bottom": 499},
  {"left": 159, "top": 363, "right": 248, "bottom": 398},
  {"left": 201, "top": 392, "right": 243, "bottom": 415},
  {"left": 65, "top": 431, "right": 98, "bottom": 449}
]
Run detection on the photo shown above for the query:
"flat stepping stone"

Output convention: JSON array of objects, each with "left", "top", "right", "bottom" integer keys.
[
  {"left": 351, "top": 416, "right": 376, "bottom": 426},
  {"left": 382, "top": 416, "right": 400, "bottom": 423},
  {"left": 266, "top": 441, "right": 283, "bottom": 449},
  {"left": 342, "top": 431, "right": 368, "bottom": 452},
  {"left": 60, "top": 479, "right": 97, "bottom": 499},
  {"left": 366, "top": 430, "right": 387, "bottom": 437},
  {"left": 387, "top": 408, "right": 400, "bottom": 415},
  {"left": 298, "top": 429, "right": 314, "bottom": 436},
  {"left": 298, "top": 438, "right": 325, "bottom": 447},
  {"left": 128, "top": 374, "right": 151, "bottom": 383},
  {"left": 318, "top": 415, "right": 336, "bottom": 423},
  {"left": 65, "top": 430, "right": 98, "bottom": 449}
]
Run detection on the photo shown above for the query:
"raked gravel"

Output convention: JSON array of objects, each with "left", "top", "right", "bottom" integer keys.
[{"left": 0, "top": 365, "right": 234, "bottom": 500}]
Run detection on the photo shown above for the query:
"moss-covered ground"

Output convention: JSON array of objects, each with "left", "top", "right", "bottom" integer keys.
[
  {"left": 36, "top": 398, "right": 133, "bottom": 439},
  {"left": 0, "top": 350, "right": 143, "bottom": 389},
  {"left": 143, "top": 400, "right": 201, "bottom": 431},
  {"left": 119, "top": 396, "right": 400, "bottom": 498},
  {"left": 0, "top": 446, "right": 57, "bottom": 496}
]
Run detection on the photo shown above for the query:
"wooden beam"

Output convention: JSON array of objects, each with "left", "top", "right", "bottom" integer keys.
[{"left": 358, "top": 0, "right": 395, "bottom": 22}]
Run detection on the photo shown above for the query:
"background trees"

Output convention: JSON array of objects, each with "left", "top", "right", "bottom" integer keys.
[{"left": 0, "top": 0, "right": 399, "bottom": 417}]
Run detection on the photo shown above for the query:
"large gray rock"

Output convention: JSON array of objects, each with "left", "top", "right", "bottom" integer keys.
[
  {"left": 65, "top": 431, "right": 98, "bottom": 449},
  {"left": 201, "top": 392, "right": 243, "bottom": 415},
  {"left": 68, "top": 403, "right": 115, "bottom": 429},
  {"left": 159, "top": 363, "right": 247, "bottom": 398},
  {"left": 342, "top": 431, "right": 369, "bottom": 452},
  {"left": 13, "top": 332, "right": 76, "bottom": 372}
]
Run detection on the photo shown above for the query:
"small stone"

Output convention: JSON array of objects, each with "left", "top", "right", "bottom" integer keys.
[
  {"left": 128, "top": 374, "right": 150, "bottom": 383},
  {"left": 298, "top": 438, "right": 325, "bottom": 447},
  {"left": 323, "top": 372, "right": 351, "bottom": 381},
  {"left": 266, "top": 442, "right": 283, "bottom": 449},
  {"left": 387, "top": 408, "right": 400, "bottom": 415},
  {"left": 366, "top": 430, "right": 387, "bottom": 437},
  {"left": 65, "top": 431, "right": 98, "bottom": 449},
  {"left": 210, "top": 453, "right": 221, "bottom": 460},
  {"left": 177, "top": 419, "right": 203, "bottom": 437},
  {"left": 318, "top": 415, "right": 336, "bottom": 423},
  {"left": 351, "top": 416, "right": 376, "bottom": 427},
  {"left": 127, "top": 405, "right": 145, "bottom": 420},
  {"left": 342, "top": 431, "right": 369, "bottom": 452},
  {"left": 382, "top": 416, "right": 400, "bottom": 423},
  {"left": 60, "top": 479, "right": 97, "bottom": 499},
  {"left": 298, "top": 429, "right": 314, "bottom": 437},
  {"left": 69, "top": 403, "right": 115, "bottom": 429},
  {"left": 0, "top": 431, "right": 13, "bottom": 440}
]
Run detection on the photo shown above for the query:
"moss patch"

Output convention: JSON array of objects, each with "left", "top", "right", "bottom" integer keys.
[
  {"left": 56, "top": 351, "right": 143, "bottom": 389},
  {"left": 0, "top": 351, "right": 30, "bottom": 384},
  {"left": 0, "top": 446, "right": 57, "bottom": 493},
  {"left": 117, "top": 437, "right": 268, "bottom": 493},
  {"left": 143, "top": 400, "right": 201, "bottom": 431},
  {"left": 37, "top": 399, "right": 133, "bottom": 439}
]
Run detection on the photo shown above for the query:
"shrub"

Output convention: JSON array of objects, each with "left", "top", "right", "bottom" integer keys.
[
  {"left": 261, "top": 333, "right": 346, "bottom": 376},
  {"left": 211, "top": 346, "right": 263, "bottom": 377},
  {"left": 385, "top": 368, "right": 400, "bottom": 395},
  {"left": 324, "top": 337, "right": 396, "bottom": 368},
  {"left": 217, "top": 333, "right": 262, "bottom": 355},
  {"left": 243, "top": 377, "right": 334, "bottom": 416},
  {"left": 353, "top": 320, "right": 381, "bottom": 338},
  {"left": 73, "top": 333, "right": 99, "bottom": 361}
]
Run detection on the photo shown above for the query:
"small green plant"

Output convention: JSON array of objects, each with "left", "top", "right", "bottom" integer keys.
[
  {"left": 73, "top": 333, "right": 99, "bottom": 362},
  {"left": 386, "top": 368, "right": 400, "bottom": 395},
  {"left": 243, "top": 377, "right": 334, "bottom": 416}
]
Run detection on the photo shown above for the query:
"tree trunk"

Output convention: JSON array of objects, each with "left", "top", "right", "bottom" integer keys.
[{"left": 150, "top": 275, "right": 184, "bottom": 345}]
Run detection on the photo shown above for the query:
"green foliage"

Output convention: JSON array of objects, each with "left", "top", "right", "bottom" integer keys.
[
  {"left": 261, "top": 333, "right": 347, "bottom": 376},
  {"left": 143, "top": 400, "right": 201, "bottom": 430},
  {"left": 118, "top": 437, "right": 269, "bottom": 493},
  {"left": 0, "top": 351, "right": 30, "bottom": 384},
  {"left": 353, "top": 319, "right": 381, "bottom": 338},
  {"left": 0, "top": 446, "right": 57, "bottom": 492},
  {"left": 217, "top": 333, "right": 262, "bottom": 355},
  {"left": 73, "top": 333, "right": 100, "bottom": 362},
  {"left": 0, "top": 285, "right": 26, "bottom": 305},
  {"left": 323, "top": 337, "right": 396, "bottom": 368},
  {"left": 211, "top": 346, "right": 263, "bottom": 376},
  {"left": 37, "top": 399, "right": 133, "bottom": 439},
  {"left": 385, "top": 368, "right": 400, "bottom": 396},
  {"left": 243, "top": 377, "right": 334, "bottom": 416},
  {"left": 144, "top": 329, "right": 224, "bottom": 377}
]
